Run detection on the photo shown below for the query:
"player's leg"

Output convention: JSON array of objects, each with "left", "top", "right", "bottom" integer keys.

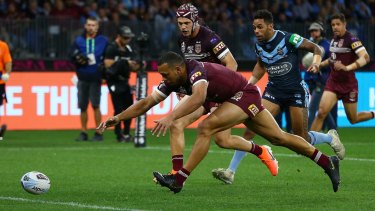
[
  {"left": 248, "top": 109, "right": 341, "bottom": 192},
  {"left": 212, "top": 99, "right": 281, "bottom": 184},
  {"left": 310, "top": 91, "right": 338, "bottom": 131},
  {"left": 169, "top": 95, "right": 206, "bottom": 174},
  {"left": 154, "top": 102, "right": 249, "bottom": 193},
  {"left": 343, "top": 102, "right": 375, "bottom": 124}
]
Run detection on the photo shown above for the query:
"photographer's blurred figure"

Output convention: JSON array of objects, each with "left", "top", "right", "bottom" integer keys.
[
  {"left": 103, "top": 26, "right": 140, "bottom": 142},
  {"left": 0, "top": 40, "right": 12, "bottom": 140},
  {"left": 72, "top": 16, "right": 108, "bottom": 141}
]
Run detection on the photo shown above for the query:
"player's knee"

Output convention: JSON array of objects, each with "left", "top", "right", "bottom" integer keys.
[
  {"left": 316, "top": 108, "right": 329, "bottom": 119},
  {"left": 213, "top": 135, "right": 229, "bottom": 148},
  {"left": 197, "top": 121, "right": 215, "bottom": 137},
  {"left": 347, "top": 117, "right": 357, "bottom": 124},
  {"left": 170, "top": 119, "right": 188, "bottom": 132}
]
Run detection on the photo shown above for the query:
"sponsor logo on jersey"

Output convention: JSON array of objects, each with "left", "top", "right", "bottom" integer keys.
[
  {"left": 190, "top": 71, "right": 202, "bottom": 83},
  {"left": 181, "top": 42, "right": 186, "bottom": 53},
  {"left": 195, "top": 43, "right": 201, "bottom": 53},
  {"left": 266, "top": 62, "right": 292, "bottom": 76},
  {"left": 213, "top": 42, "right": 226, "bottom": 54},
  {"left": 248, "top": 104, "right": 260, "bottom": 116},
  {"left": 289, "top": 34, "right": 302, "bottom": 46},
  {"left": 231, "top": 91, "right": 243, "bottom": 101},
  {"left": 351, "top": 41, "right": 362, "bottom": 49}
]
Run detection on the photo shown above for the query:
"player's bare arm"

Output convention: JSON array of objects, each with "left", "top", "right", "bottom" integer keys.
[
  {"left": 299, "top": 39, "right": 322, "bottom": 73},
  {"left": 220, "top": 51, "right": 238, "bottom": 71},
  {"left": 152, "top": 81, "right": 208, "bottom": 137},
  {"left": 248, "top": 59, "right": 266, "bottom": 85},
  {"left": 334, "top": 48, "right": 370, "bottom": 71},
  {"left": 97, "top": 91, "right": 163, "bottom": 133}
]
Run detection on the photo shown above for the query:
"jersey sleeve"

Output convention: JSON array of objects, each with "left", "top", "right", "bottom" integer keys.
[
  {"left": 188, "top": 61, "right": 208, "bottom": 86},
  {"left": 208, "top": 33, "right": 230, "bottom": 60},
  {"left": 155, "top": 81, "right": 173, "bottom": 98},
  {"left": 287, "top": 33, "right": 304, "bottom": 48},
  {"left": 349, "top": 35, "right": 365, "bottom": 53}
]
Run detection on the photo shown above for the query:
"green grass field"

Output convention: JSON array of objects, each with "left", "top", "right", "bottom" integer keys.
[{"left": 0, "top": 128, "right": 375, "bottom": 211}]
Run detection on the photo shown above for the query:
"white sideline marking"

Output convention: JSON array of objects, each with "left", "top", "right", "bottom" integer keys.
[
  {"left": 0, "top": 196, "right": 151, "bottom": 211},
  {"left": 2, "top": 146, "right": 375, "bottom": 162}
]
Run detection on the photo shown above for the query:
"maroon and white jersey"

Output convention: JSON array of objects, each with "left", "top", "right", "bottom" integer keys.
[
  {"left": 328, "top": 31, "right": 365, "bottom": 84},
  {"left": 156, "top": 60, "right": 251, "bottom": 103},
  {"left": 178, "top": 26, "right": 229, "bottom": 64}
]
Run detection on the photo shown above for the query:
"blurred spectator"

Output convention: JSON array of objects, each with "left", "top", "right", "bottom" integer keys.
[
  {"left": 0, "top": 40, "right": 12, "bottom": 140},
  {"left": 72, "top": 16, "right": 108, "bottom": 141},
  {"left": 154, "top": 0, "right": 176, "bottom": 50}
]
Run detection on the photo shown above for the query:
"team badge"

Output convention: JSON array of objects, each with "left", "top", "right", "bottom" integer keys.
[
  {"left": 195, "top": 43, "right": 201, "bottom": 53},
  {"left": 277, "top": 47, "right": 283, "bottom": 55},
  {"left": 231, "top": 91, "right": 243, "bottom": 101},
  {"left": 248, "top": 104, "right": 260, "bottom": 116}
]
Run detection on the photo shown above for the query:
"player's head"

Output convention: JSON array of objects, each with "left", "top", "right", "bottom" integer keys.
[
  {"left": 158, "top": 51, "right": 186, "bottom": 86},
  {"left": 117, "top": 25, "right": 135, "bottom": 45},
  {"left": 308, "top": 22, "right": 325, "bottom": 40},
  {"left": 329, "top": 13, "right": 346, "bottom": 37},
  {"left": 85, "top": 16, "right": 99, "bottom": 36},
  {"left": 253, "top": 9, "right": 274, "bottom": 43},
  {"left": 176, "top": 3, "right": 199, "bottom": 37}
]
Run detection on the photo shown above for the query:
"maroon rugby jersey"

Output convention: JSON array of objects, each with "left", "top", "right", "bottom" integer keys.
[
  {"left": 328, "top": 31, "right": 365, "bottom": 84},
  {"left": 178, "top": 26, "right": 229, "bottom": 63},
  {"left": 156, "top": 60, "right": 251, "bottom": 103}
]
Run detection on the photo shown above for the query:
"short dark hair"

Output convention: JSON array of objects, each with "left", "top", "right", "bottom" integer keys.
[
  {"left": 330, "top": 13, "right": 346, "bottom": 23},
  {"left": 254, "top": 9, "right": 273, "bottom": 24},
  {"left": 86, "top": 16, "right": 99, "bottom": 23},
  {"left": 158, "top": 51, "right": 184, "bottom": 67}
]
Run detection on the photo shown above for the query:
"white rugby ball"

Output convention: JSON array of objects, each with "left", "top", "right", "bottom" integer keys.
[
  {"left": 302, "top": 52, "right": 314, "bottom": 69},
  {"left": 20, "top": 171, "right": 51, "bottom": 195},
  {"left": 302, "top": 46, "right": 325, "bottom": 69}
]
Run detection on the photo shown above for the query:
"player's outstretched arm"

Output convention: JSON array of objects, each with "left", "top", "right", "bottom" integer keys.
[
  {"left": 152, "top": 81, "right": 207, "bottom": 137},
  {"left": 97, "top": 91, "right": 164, "bottom": 134}
]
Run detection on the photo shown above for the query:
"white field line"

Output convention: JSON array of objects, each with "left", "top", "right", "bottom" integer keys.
[
  {"left": 2, "top": 145, "right": 375, "bottom": 162},
  {"left": 0, "top": 196, "right": 153, "bottom": 211}
]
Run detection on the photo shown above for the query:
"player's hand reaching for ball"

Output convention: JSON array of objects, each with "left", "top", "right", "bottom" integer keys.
[{"left": 96, "top": 116, "right": 120, "bottom": 134}]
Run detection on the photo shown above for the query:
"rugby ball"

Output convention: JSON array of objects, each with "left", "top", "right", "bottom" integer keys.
[
  {"left": 302, "top": 47, "right": 325, "bottom": 69},
  {"left": 20, "top": 171, "right": 51, "bottom": 194},
  {"left": 302, "top": 52, "right": 314, "bottom": 69}
]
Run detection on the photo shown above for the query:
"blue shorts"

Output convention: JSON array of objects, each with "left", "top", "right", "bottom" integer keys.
[
  {"left": 262, "top": 81, "right": 309, "bottom": 108},
  {"left": 77, "top": 80, "right": 101, "bottom": 110}
]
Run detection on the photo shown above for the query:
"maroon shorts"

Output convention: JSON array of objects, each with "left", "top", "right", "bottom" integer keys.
[
  {"left": 227, "top": 84, "right": 264, "bottom": 119},
  {"left": 325, "top": 78, "right": 358, "bottom": 103}
]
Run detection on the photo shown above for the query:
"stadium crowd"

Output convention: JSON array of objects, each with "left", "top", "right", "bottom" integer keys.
[
  {"left": 0, "top": 0, "right": 374, "bottom": 61},
  {"left": 0, "top": 0, "right": 374, "bottom": 23}
]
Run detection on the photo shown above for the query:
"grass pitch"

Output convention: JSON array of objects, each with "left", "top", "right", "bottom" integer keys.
[{"left": 0, "top": 128, "right": 375, "bottom": 211}]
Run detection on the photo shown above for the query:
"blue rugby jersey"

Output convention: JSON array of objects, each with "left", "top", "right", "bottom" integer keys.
[{"left": 255, "top": 30, "right": 304, "bottom": 91}]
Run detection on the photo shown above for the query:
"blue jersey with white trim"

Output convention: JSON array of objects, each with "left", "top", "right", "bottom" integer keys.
[{"left": 255, "top": 30, "right": 304, "bottom": 91}]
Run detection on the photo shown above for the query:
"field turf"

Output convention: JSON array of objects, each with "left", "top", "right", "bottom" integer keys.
[{"left": 0, "top": 128, "right": 375, "bottom": 210}]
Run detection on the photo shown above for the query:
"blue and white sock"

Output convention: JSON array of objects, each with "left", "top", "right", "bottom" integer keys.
[
  {"left": 308, "top": 131, "right": 332, "bottom": 145},
  {"left": 228, "top": 150, "right": 248, "bottom": 173}
]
